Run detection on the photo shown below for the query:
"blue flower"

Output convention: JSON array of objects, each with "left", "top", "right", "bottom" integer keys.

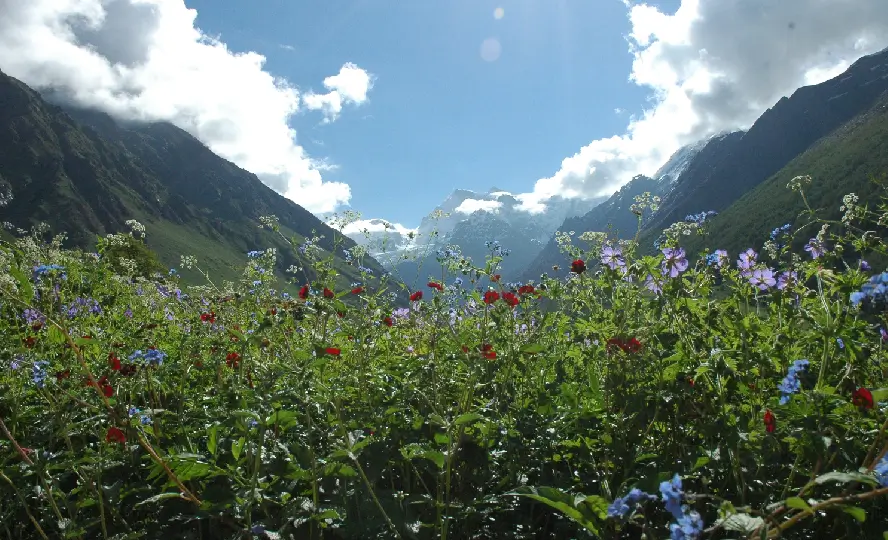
[
  {"left": 749, "top": 268, "right": 776, "bottom": 290},
  {"left": 670, "top": 510, "right": 704, "bottom": 539},
  {"left": 660, "top": 474, "right": 684, "bottom": 520},
  {"left": 705, "top": 249, "right": 728, "bottom": 269},
  {"left": 804, "top": 238, "right": 826, "bottom": 259},
  {"left": 778, "top": 359, "right": 809, "bottom": 405},
  {"left": 22, "top": 309, "right": 45, "bottom": 325},
  {"left": 247, "top": 250, "right": 262, "bottom": 258},
  {"left": 601, "top": 245, "right": 626, "bottom": 270},
  {"left": 875, "top": 454, "right": 888, "bottom": 487},
  {"left": 836, "top": 338, "right": 844, "bottom": 350},
  {"left": 32, "top": 360, "right": 49, "bottom": 388},
  {"left": 607, "top": 488, "right": 656, "bottom": 520},
  {"left": 140, "top": 415, "right": 152, "bottom": 425}
]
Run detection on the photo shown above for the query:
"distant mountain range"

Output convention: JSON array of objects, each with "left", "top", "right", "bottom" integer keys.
[{"left": 0, "top": 69, "right": 386, "bottom": 290}]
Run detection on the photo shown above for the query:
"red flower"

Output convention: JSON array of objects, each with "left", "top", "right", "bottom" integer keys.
[
  {"left": 325, "top": 347, "right": 341, "bottom": 356},
  {"left": 106, "top": 427, "right": 126, "bottom": 444},
  {"left": 763, "top": 410, "right": 776, "bottom": 433},
  {"left": 200, "top": 311, "right": 216, "bottom": 323},
  {"left": 102, "top": 382, "right": 114, "bottom": 398},
  {"left": 337, "top": 311, "right": 345, "bottom": 318},
  {"left": 518, "top": 285, "right": 535, "bottom": 295},
  {"left": 23, "top": 336, "right": 36, "bottom": 348},
  {"left": 383, "top": 316, "right": 393, "bottom": 327},
  {"left": 483, "top": 291, "right": 500, "bottom": 304},
  {"left": 852, "top": 387, "right": 874, "bottom": 409},
  {"left": 491, "top": 274, "right": 501, "bottom": 283},
  {"left": 480, "top": 344, "right": 497, "bottom": 360},
  {"left": 503, "top": 292, "right": 519, "bottom": 308},
  {"left": 323, "top": 288, "right": 334, "bottom": 299},
  {"left": 55, "top": 370, "right": 71, "bottom": 382},
  {"left": 570, "top": 259, "right": 586, "bottom": 274},
  {"left": 428, "top": 282, "right": 444, "bottom": 291},
  {"left": 461, "top": 345, "right": 469, "bottom": 353},
  {"left": 109, "top": 353, "right": 121, "bottom": 371},
  {"left": 226, "top": 352, "right": 241, "bottom": 368},
  {"left": 410, "top": 291, "right": 423, "bottom": 302},
  {"left": 625, "top": 338, "right": 642, "bottom": 353},
  {"left": 299, "top": 285, "right": 309, "bottom": 300},
  {"left": 120, "top": 364, "right": 137, "bottom": 377},
  {"left": 351, "top": 286, "right": 364, "bottom": 294}
]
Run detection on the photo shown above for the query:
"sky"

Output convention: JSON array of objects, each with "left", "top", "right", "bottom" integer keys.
[{"left": 1, "top": 0, "right": 888, "bottom": 234}]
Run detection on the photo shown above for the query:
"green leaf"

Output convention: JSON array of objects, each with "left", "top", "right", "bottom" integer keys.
[
  {"left": 813, "top": 471, "right": 878, "bottom": 487},
  {"left": 454, "top": 413, "right": 483, "bottom": 426},
  {"left": 207, "top": 425, "right": 218, "bottom": 456},
  {"left": 838, "top": 505, "right": 865, "bottom": 522},
  {"left": 507, "top": 486, "right": 602, "bottom": 535},
  {"left": 692, "top": 456, "right": 710, "bottom": 471},
  {"left": 231, "top": 437, "right": 245, "bottom": 461},
  {"left": 266, "top": 410, "right": 298, "bottom": 430},
  {"left": 521, "top": 343, "right": 546, "bottom": 354},
  {"left": 400, "top": 444, "right": 446, "bottom": 470},
  {"left": 785, "top": 497, "right": 812, "bottom": 513},
  {"left": 870, "top": 388, "right": 888, "bottom": 403},
  {"left": 135, "top": 492, "right": 186, "bottom": 507}
]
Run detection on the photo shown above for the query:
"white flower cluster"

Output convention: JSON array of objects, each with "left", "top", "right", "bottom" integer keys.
[
  {"left": 125, "top": 219, "right": 146, "bottom": 238},
  {"left": 786, "top": 174, "right": 813, "bottom": 192},
  {"left": 840, "top": 193, "right": 864, "bottom": 224},
  {"left": 180, "top": 255, "right": 197, "bottom": 270},
  {"left": 630, "top": 191, "right": 661, "bottom": 216},
  {"left": 258, "top": 215, "right": 280, "bottom": 231}
]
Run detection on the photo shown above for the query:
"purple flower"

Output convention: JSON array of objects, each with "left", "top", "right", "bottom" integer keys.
[
  {"left": 749, "top": 268, "right": 776, "bottom": 290},
  {"left": 776, "top": 271, "right": 797, "bottom": 290},
  {"left": 737, "top": 249, "right": 757, "bottom": 277},
  {"left": 661, "top": 248, "right": 689, "bottom": 278},
  {"left": 22, "top": 309, "right": 45, "bottom": 325},
  {"left": 804, "top": 238, "right": 826, "bottom": 259},
  {"left": 860, "top": 260, "right": 871, "bottom": 271},
  {"left": 601, "top": 245, "right": 625, "bottom": 270},
  {"left": 644, "top": 274, "right": 662, "bottom": 294}
]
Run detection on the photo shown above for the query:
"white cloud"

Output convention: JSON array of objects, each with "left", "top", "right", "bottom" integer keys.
[
  {"left": 516, "top": 0, "right": 888, "bottom": 213},
  {"left": 454, "top": 199, "right": 503, "bottom": 214},
  {"left": 0, "top": 0, "right": 373, "bottom": 214},
  {"left": 342, "top": 218, "right": 415, "bottom": 238},
  {"left": 302, "top": 62, "right": 374, "bottom": 123}
]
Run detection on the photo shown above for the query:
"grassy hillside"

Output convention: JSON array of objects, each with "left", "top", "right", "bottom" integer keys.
[{"left": 687, "top": 91, "right": 888, "bottom": 258}]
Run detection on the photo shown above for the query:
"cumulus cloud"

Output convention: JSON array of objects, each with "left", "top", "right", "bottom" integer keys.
[
  {"left": 0, "top": 0, "right": 373, "bottom": 214},
  {"left": 517, "top": 0, "right": 888, "bottom": 213},
  {"left": 342, "top": 218, "right": 416, "bottom": 238},
  {"left": 454, "top": 199, "right": 503, "bottom": 214},
  {"left": 302, "top": 62, "right": 374, "bottom": 123}
]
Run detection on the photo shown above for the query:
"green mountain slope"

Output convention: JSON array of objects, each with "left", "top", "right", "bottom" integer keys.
[
  {"left": 688, "top": 90, "right": 888, "bottom": 257},
  {"left": 0, "top": 70, "right": 387, "bottom": 289}
]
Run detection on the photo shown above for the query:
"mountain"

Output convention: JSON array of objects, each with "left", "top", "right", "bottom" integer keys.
[
  {"left": 686, "top": 88, "right": 888, "bottom": 259},
  {"left": 640, "top": 48, "right": 888, "bottom": 245},
  {"left": 523, "top": 47, "right": 888, "bottom": 278},
  {"left": 0, "top": 69, "right": 387, "bottom": 288},
  {"left": 348, "top": 188, "right": 606, "bottom": 287}
]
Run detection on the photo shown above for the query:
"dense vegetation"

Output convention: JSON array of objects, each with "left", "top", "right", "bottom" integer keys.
[{"left": 2, "top": 177, "right": 888, "bottom": 539}]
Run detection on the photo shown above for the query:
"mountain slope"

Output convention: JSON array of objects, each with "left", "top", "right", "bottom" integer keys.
[
  {"left": 642, "top": 48, "right": 888, "bottom": 243},
  {"left": 0, "top": 70, "right": 385, "bottom": 287},
  {"left": 687, "top": 89, "right": 888, "bottom": 258}
]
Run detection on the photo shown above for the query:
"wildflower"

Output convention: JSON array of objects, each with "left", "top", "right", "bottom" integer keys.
[
  {"left": 503, "top": 292, "right": 519, "bottom": 308},
  {"left": 600, "top": 245, "right": 625, "bottom": 270},
  {"left": 850, "top": 272, "right": 888, "bottom": 307},
  {"left": 804, "top": 238, "right": 826, "bottom": 259},
  {"left": 106, "top": 427, "right": 126, "bottom": 444},
  {"left": 226, "top": 352, "right": 241, "bottom": 368},
  {"left": 491, "top": 274, "right": 501, "bottom": 282},
  {"left": 143, "top": 349, "right": 166, "bottom": 366},
  {"left": 32, "top": 361, "right": 49, "bottom": 388},
  {"left": 882, "top": 327, "right": 888, "bottom": 342},
  {"left": 737, "top": 249, "right": 757, "bottom": 277},
  {"left": 776, "top": 271, "right": 797, "bottom": 290},
  {"left": 607, "top": 488, "right": 657, "bottom": 520},
  {"left": 852, "top": 387, "right": 874, "bottom": 409},
  {"left": 351, "top": 286, "right": 364, "bottom": 294},
  {"left": 325, "top": 347, "right": 341, "bottom": 356},
  {"left": 778, "top": 359, "right": 810, "bottom": 404},
  {"left": 428, "top": 282, "right": 443, "bottom": 291},
  {"left": 764, "top": 409, "right": 776, "bottom": 433},
  {"left": 644, "top": 274, "right": 663, "bottom": 294},
  {"left": 55, "top": 369, "right": 71, "bottom": 382},
  {"left": 299, "top": 285, "right": 309, "bottom": 300},
  {"left": 749, "top": 268, "right": 776, "bottom": 290},
  {"left": 670, "top": 511, "right": 704, "bottom": 540},
  {"left": 410, "top": 291, "right": 423, "bottom": 302},
  {"left": 22, "top": 308, "right": 45, "bottom": 326},
  {"left": 200, "top": 311, "right": 216, "bottom": 323},
  {"left": 661, "top": 248, "right": 689, "bottom": 278},
  {"left": 383, "top": 316, "right": 393, "bottom": 327},
  {"left": 659, "top": 474, "right": 684, "bottom": 520},
  {"left": 323, "top": 288, "right": 334, "bottom": 299},
  {"left": 860, "top": 260, "right": 871, "bottom": 271},
  {"left": 247, "top": 250, "right": 262, "bottom": 258},
  {"left": 483, "top": 291, "right": 500, "bottom": 304},
  {"left": 518, "top": 284, "right": 535, "bottom": 295},
  {"left": 836, "top": 337, "right": 845, "bottom": 350},
  {"left": 570, "top": 259, "right": 586, "bottom": 274},
  {"left": 875, "top": 454, "right": 888, "bottom": 487},
  {"left": 481, "top": 344, "right": 496, "bottom": 360},
  {"left": 705, "top": 249, "right": 728, "bottom": 269}
]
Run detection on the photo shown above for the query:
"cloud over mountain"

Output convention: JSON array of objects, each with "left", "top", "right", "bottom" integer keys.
[
  {"left": 516, "top": 0, "right": 888, "bottom": 213},
  {"left": 0, "top": 0, "right": 373, "bottom": 213}
]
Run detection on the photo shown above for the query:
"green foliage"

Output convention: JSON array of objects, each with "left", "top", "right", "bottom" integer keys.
[{"left": 2, "top": 182, "right": 888, "bottom": 540}]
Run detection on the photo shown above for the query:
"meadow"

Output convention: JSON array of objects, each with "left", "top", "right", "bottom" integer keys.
[{"left": 1, "top": 177, "right": 887, "bottom": 539}]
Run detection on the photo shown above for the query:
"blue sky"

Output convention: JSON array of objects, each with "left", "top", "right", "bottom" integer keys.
[{"left": 185, "top": 0, "right": 681, "bottom": 226}]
